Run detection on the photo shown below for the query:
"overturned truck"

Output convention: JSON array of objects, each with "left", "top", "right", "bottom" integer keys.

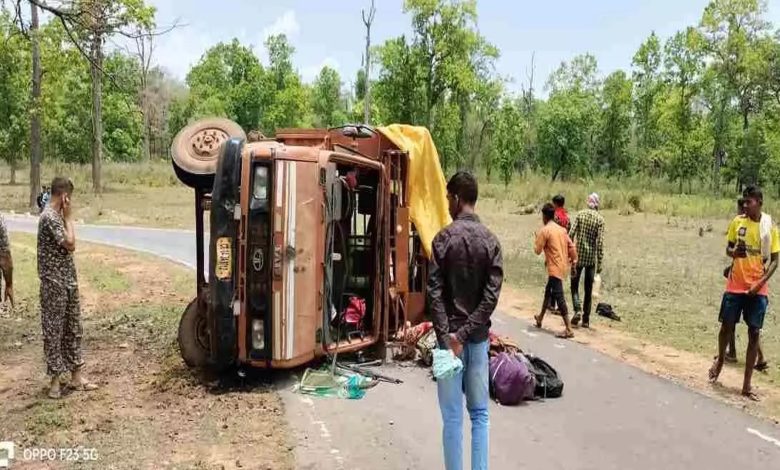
[{"left": 170, "top": 118, "right": 450, "bottom": 370}]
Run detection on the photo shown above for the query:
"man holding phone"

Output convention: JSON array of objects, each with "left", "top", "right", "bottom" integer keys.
[
  {"left": 38, "top": 177, "right": 97, "bottom": 399},
  {"left": 709, "top": 186, "right": 778, "bottom": 401}
]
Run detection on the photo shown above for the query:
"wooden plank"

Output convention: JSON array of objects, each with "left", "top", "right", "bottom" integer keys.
[{"left": 396, "top": 207, "right": 410, "bottom": 293}]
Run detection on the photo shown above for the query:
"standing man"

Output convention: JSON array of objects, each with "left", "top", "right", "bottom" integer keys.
[
  {"left": 723, "top": 198, "right": 745, "bottom": 363},
  {"left": 38, "top": 177, "right": 97, "bottom": 399},
  {"left": 552, "top": 194, "right": 570, "bottom": 231},
  {"left": 0, "top": 213, "right": 13, "bottom": 309},
  {"left": 547, "top": 194, "right": 570, "bottom": 314},
  {"left": 534, "top": 203, "right": 578, "bottom": 338},
  {"left": 568, "top": 193, "right": 605, "bottom": 328},
  {"left": 428, "top": 171, "right": 503, "bottom": 470},
  {"left": 710, "top": 186, "right": 778, "bottom": 400}
]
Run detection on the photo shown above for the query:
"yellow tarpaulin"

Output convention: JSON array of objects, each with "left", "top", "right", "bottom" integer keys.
[{"left": 378, "top": 124, "right": 451, "bottom": 258}]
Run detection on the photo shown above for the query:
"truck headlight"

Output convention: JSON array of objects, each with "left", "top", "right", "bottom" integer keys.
[{"left": 252, "top": 319, "right": 265, "bottom": 350}]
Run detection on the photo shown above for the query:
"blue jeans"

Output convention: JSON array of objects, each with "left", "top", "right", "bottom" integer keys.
[{"left": 437, "top": 339, "right": 490, "bottom": 470}]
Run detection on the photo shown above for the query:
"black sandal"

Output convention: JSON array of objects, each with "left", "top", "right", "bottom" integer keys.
[{"left": 754, "top": 361, "right": 769, "bottom": 372}]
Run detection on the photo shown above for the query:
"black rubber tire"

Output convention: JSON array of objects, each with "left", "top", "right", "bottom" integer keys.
[
  {"left": 170, "top": 117, "right": 246, "bottom": 189},
  {"left": 178, "top": 298, "right": 210, "bottom": 368}
]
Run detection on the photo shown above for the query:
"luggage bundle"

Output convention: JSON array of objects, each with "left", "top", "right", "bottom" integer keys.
[{"left": 488, "top": 333, "right": 564, "bottom": 405}]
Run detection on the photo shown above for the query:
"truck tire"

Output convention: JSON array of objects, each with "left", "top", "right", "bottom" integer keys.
[
  {"left": 170, "top": 117, "right": 246, "bottom": 189},
  {"left": 178, "top": 297, "right": 210, "bottom": 368}
]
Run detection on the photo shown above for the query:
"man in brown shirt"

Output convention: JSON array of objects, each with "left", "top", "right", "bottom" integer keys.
[
  {"left": 428, "top": 171, "right": 502, "bottom": 470},
  {"left": 534, "top": 203, "right": 578, "bottom": 338}
]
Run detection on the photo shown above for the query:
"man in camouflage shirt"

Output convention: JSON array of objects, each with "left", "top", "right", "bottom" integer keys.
[
  {"left": 0, "top": 213, "right": 13, "bottom": 311},
  {"left": 38, "top": 177, "right": 97, "bottom": 398},
  {"left": 568, "top": 192, "right": 605, "bottom": 328}
]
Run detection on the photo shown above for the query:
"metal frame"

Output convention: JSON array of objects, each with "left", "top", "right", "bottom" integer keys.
[{"left": 195, "top": 188, "right": 208, "bottom": 299}]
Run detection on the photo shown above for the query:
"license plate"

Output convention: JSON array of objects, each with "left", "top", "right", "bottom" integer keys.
[{"left": 216, "top": 237, "right": 232, "bottom": 280}]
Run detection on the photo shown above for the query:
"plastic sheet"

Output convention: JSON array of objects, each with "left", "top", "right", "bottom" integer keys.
[{"left": 432, "top": 348, "right": 463, "bottom": 380}]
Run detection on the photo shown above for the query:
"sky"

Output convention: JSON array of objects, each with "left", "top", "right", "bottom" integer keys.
[{"left": 147, "top": 0, "right": 780, "bottom": 93}]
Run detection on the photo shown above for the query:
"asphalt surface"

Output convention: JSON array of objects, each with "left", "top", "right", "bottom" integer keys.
[{"left": 5, "top": 214, "right": 780, "bottom": 470}]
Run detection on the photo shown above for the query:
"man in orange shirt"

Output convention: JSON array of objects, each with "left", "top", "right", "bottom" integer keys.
[{"left": 534, "top": 203, "right": 578, "bottom": 339}]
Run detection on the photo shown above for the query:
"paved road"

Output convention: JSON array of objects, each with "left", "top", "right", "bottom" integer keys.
[
  {"left": 6, "top": 215, "right": 780, "bottom": 470},
  {"left": 4, "top": 215, "right": 207, "bottom": 273}
]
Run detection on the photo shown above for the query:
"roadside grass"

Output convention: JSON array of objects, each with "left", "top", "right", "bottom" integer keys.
[
  {"left": 481, "top": 172, "right": 780, "bottom": 220},
  {"left": 83, "top": 262, "right": 131, "bottom": 294},
  {"left": 0, "top": 234, "right": 293, "bottom": 469},
  {"left": 2, "top": 162, "right": 777, "bottom": 227},
  {"left": 0, "top": 162, "right": 194, "bottom": 228},
  {"left": 480, "top": 200, "right": 780, "bottom": 394}
]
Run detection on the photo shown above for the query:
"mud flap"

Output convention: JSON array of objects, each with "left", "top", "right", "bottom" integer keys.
[{"left": 209, "top": 137, "right": 243, "bottom": 368}]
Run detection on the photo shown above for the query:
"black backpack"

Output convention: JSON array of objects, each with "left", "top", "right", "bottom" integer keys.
[
  {"left": 527, "top": 355, "right": 564, "bottom": 399},
  {"left": 596, "top": 303, "right": 621, "bottom": 321}
]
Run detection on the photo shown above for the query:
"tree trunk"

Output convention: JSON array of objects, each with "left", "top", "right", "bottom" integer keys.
[
  {"left": 10, "top": 160, "right": 17, "bottom": 185},
  {"left": 552, "top": 166, "right": 561, "bottom": 182},
  {"left": 142, "top": 99, "right": 151, "bottom": 160},
  {"left": 90, "top": 34, "right": 104, "bottom": 193},
  {"left": 29, "top": 2, "right": 42, "bottom": 211},
  {"left": 363, "top": 25, "right": 371, "bottom": 124},
  {"left": 361, "top": 0, "right": 374, "bottom": 124}
]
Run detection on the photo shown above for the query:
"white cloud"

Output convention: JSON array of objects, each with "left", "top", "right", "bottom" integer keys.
[
  {"left": 301, "top": 57, "right": 341, "bottom": 83},
  {"left": 262, "top": 10, "right": 300, "bottom": 40}
]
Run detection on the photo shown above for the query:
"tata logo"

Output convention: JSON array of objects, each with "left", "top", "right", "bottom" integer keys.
[{"left": 0, "top": 442, "right": 14, "bottom": 468}]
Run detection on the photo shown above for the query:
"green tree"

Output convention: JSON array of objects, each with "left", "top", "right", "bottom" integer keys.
[
  {"left": 261, "top": 34, "right": 307, "bottom": 134},
  {"left": 373, "top": 35, "right": 425, "bottom": 125},
  {"left": 355, "top": 68, "right": 367, "bottom": 102},
  {"left": 102, "top": 51, "right": 143, "bottom": 162},
  {"left": 462, "top": 79, "right": 502, "bottom": 173},
  {"left": 312, "top": 66, "right": 346, "bottom": 127},
  {"left": 183, "top": 39, "right": 266, "bottom": 131},
  {"left": 664, "top": 28, "right": 706, "bottom": 191},
  {"left": 598, "top": 70, "right": 633, "bottom": 172},
  {"left": 493, "top": 98, "right": 524, "bottom": 185},
  {"left": 537, "top": 90, "right": 597, "bottom": 180},
  {"left": 632, "top": 32, "right": 664, "bottom": 159},
  {"left": 700, "top": 0, "right": 773, "bottom": 189},
  {"left": 546, "top": 53, "right": 600, "bottom": 95},
  {"left": 700, "top": 65, "right": 740, "bottom": 190},
  {"left": 700, "top": 0, "right": 771, "bottom": 131},
  {"left": 28, "top": 0, "right": 155, "bottom": 191},
  {"left": 404, "top": 0, "right": 478, "bottom": 127},
  {"left": 0, "top": 13, "right": 30, "bottom": 184}
]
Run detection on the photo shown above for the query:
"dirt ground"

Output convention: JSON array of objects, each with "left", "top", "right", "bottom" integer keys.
[
  {"left": 0, "top": 237, "right": 293, "bottom": 469},
  {"left": 498, "top": 285, "right": 780, "bottom": 422}
]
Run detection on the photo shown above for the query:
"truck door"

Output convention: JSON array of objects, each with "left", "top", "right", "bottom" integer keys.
[{"left": 270, "top": 158, "right": 320, "bottom": 363}]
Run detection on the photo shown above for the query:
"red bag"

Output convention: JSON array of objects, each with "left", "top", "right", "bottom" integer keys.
[{"left": 344, "top": 296, "right": 366, "bottom": 327}]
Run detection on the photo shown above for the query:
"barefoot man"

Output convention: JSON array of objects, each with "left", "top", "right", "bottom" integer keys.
[
  {"left": 710, "top": 185, "right": 778, "bottom": 400},
  {"left": 534, "top": 203, "right": 578, "bottom": 339}
]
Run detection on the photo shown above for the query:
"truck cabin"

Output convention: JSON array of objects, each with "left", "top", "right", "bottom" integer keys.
[{"left": 172, "top": 119, "right": 431, "bottom": 371}]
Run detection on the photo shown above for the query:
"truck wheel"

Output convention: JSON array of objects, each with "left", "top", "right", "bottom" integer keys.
[
  {"left": 170, "top": 117, "right": 246, "bottom": 189},
  {"left": 178, "top": 298, "right": 210, "bottom": 368}
]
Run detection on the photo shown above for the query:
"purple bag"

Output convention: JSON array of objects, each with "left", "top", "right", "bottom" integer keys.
[{"left": 489, "top": 352, "right": 535, "bottom": 405}]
